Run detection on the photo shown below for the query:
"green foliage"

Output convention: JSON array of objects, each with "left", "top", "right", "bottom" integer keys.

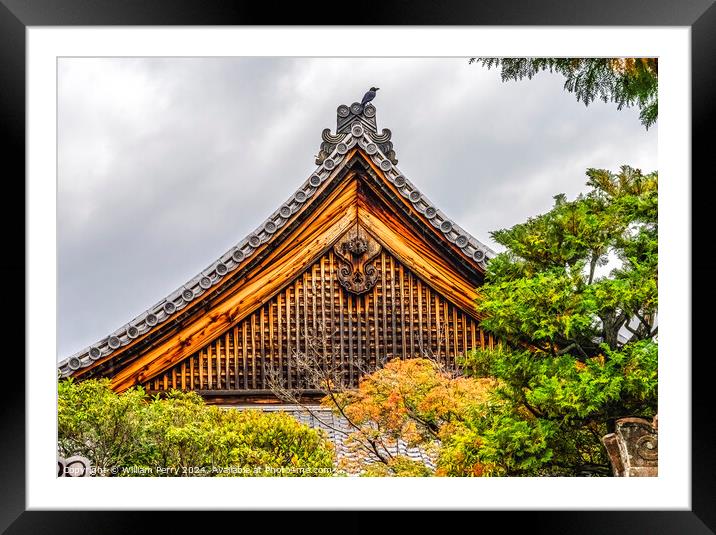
[
  {"left": 478, "top": 166, "right": 657, "bottom": 355},
  {"left": 454, "top": 166, "right": 658, "bottom": 476},
  {"left": 472, "top": 58, "right": 658, "bottom": 129},
  {"left": 58, "top": 378, "right": 334, "bottom": 476},
  {"left": 57, "top": 377, "right": 148, "bottom": 471},
  {"left": 361, "top": 456, "right": 435, "bottom": 477}
]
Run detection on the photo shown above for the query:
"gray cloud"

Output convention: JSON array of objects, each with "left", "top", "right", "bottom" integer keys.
[{"left": 58, "top": 57, "right": 657, "bottom": 359}]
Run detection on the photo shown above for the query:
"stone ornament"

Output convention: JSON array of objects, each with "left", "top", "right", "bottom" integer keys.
[
  {"left": 367, "top": 128, "right": 398, "bottom": 165},
  {"left": 338, "top": 102, "right": 377, "bottom": 134},
  {"left": 337, "top": 104, "right": 350, "bottom": 118},
  {"left": 316, "top": 103, "right": 397, "bottom": 165},
  {"left": 58, "top": 455, "right": 92, "bottom": 477},
  {"left": 315, "top": 128, "right": 346, "bottom": 165},
  {"left": 334, "top": 224, "right": 382, "bottom": 295},
  {"left": 602, "top": 415, "right": 658, "bottom": 477}
]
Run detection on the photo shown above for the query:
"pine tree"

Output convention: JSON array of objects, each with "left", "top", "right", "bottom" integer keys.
[
  {"left": 471, "top": 58, "right": 658, "bottom": 129},
  {"left": 455, "top": 166, "right": 658, "bottom": 476}
]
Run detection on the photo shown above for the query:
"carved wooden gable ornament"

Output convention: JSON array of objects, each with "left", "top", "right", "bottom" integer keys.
[{"left": 334, "top": 224, "right": 382, "bottom": 294}]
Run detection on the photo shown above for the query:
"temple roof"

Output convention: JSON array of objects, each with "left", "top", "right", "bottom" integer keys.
[{"left": 58, "top": 101, "right": 495, "bottom": 377}]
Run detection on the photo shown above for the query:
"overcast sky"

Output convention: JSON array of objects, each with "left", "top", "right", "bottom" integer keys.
[{"left": 58, "top": 57, "right": 657, "bottom": 359}]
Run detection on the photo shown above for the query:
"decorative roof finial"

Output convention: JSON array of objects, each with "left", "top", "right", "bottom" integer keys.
[{"left": 315, "top": 92, "right": 398, "bottom": 166}]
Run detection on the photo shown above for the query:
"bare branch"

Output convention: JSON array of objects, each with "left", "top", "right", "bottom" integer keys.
[{"left": 265, "top": 318, "right": 398, "bottom": 466}]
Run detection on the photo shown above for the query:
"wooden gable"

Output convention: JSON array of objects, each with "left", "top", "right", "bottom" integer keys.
[{"left": 59, "top": 102, "right": 495, "bottom": 401}]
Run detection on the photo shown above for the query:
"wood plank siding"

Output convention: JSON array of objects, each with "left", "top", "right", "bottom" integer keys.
[{"left": 142, "top": 248, "right": 491, "bottom": 395}]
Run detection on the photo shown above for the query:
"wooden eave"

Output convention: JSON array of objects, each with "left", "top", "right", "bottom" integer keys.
[{"left": 59, "top": 121, "right": 494, "bottom": 385}]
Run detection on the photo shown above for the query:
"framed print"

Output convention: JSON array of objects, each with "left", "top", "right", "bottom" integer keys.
[{"left": 3, "top": 0, "right": 712, "bottom": 532}]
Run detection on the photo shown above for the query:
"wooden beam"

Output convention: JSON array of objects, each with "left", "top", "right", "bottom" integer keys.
[
  {"left": 358, "top": 203, "right": 482, "bottom": 320},
  {"left": 109, "top": 179, "right": 360, "bottom": 392},
  {"left": 195, "top": 389, "right": 324, "bottom": 397},
  {"left": 357, "top": 151, "right": 484, "bottom": 280}
]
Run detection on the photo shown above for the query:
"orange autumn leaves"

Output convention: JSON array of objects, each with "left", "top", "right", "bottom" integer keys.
[{"left": 325, "top": 358, "right": 496, "bottom": 476}]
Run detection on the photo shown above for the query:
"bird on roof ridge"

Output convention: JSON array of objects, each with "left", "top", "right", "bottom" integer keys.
[{"left": 361, "top": 87, "right": 379, "bottom": 107}]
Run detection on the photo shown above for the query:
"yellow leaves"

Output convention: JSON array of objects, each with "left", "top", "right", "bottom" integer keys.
[
  {"left": 574, "top": 354, "right": 606, "bottom": 372},
  {"left": 607, "top": 57, "right": 657, "bottom": 76},
  {"left": 327, "top": 358, "right": 498, "bottom": 472},
  {"left": 341, "top": 359, "right": 494, "bottom": 429},
  {"left": 516, "top": 405, "right": 537, "bottom": 420},
  {"left": 470, "top": 464, "right": 486, "bottom": 477}
]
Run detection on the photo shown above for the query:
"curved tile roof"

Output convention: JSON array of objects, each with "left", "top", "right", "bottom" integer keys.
[{"left": 58, "top": 102, "right": 495, "bottom": 378}]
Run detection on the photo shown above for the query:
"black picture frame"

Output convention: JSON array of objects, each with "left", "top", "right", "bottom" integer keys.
[{"left": 2, "top": 1, "right": 710, "bottom": 532}]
